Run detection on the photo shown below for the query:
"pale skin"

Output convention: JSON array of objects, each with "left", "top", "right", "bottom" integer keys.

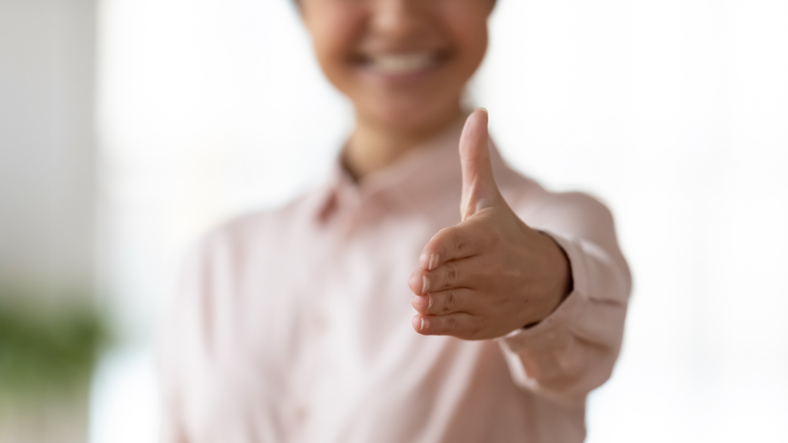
[{"left": 299, "top": 0, "right": 571, "bottom": 340}]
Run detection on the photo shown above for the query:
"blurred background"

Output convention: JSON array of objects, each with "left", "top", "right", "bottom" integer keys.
[{"left": 1, "top": 0, "right": 786, "bottom": 442}]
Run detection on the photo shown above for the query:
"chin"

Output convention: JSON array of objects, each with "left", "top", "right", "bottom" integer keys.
[
  {"left": 364, "top": 99, "right": 459, "bottom": 135},
  {"left": 377, "top": 110, "right": 439, "bottom": 135}
]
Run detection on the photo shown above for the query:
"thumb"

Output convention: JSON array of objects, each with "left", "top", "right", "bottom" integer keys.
[{"left": 460, "top": 108, "right": 501, "bottom": 221}]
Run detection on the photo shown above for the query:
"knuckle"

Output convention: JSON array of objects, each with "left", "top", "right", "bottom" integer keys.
[
  {"left": 470, "top": 327, "right": 482, "bottom": 339},
  {"left": 443, "top": 291, "right": 456, "bottom": 314},
  {"left": 436, "top": 227, "right": 452, "bottom": 244},
  {"left": 461, "top": 317, "right": 483, "bottom": 340},
  {"left": 469, "top": 319, "right": 484, "bottom": 339},
  {"left": 445, "top": 263, "right": 458, "bottom": 286},
  {"left": 452, "top": 232, "right": 464, "bottom": 255},
  {"left": 445, "top": 315, "right": 459, "bottom": 331}
]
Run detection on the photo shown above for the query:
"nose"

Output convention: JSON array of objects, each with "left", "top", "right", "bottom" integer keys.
[{"left": 370, "top": 0, "right": 427, "bottom": 39}]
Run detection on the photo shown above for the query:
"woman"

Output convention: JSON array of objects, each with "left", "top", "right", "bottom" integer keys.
[{"left": 159, "top": 1, "right": 631, "bottom": 442}]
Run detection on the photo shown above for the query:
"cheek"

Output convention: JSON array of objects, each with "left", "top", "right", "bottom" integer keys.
[
  {"left": 304, "top": 5, "right": 365, "bottom": 88},
  {"left": 445, "top": 10, "right": 489, "bottom": 76}
]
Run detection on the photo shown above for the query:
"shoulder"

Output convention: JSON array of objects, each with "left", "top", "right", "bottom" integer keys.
[
  {"left": 192, "top": 193, "right": 315, "bottom": 262},
  {"left": 175, "top": 191, "right": 321, "bottom": 299},
  {"left": 158, "top": 199, "right": 312, "bottom": 409},
  {"left": 164, "top": 192, "right": 317, "bottom": 341}
]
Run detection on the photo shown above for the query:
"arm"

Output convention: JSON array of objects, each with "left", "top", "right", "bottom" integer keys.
[
  {"left": 407, "top": 110, "right": 631, "bottom": 405},
  {"left": 499, "top": 191, "right": 631, "bottom": 405}
]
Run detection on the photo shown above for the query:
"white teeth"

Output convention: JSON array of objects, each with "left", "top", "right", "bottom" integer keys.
[{"left": 370, "top": 53, "right": 435, "bottom": 75}]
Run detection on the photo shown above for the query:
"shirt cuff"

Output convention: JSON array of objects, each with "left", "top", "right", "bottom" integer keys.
[{"left": 499, "top": 232, "right": 588, "bottom": 355}]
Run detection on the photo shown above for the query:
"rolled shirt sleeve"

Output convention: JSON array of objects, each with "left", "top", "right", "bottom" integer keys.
[{"left": 498, "top": 191, "right": 632, "bottom": 406}]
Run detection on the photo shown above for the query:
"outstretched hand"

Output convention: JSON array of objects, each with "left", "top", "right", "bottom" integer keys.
[{"left": 408, "top": 109, "right": 572, "bottom": 340}]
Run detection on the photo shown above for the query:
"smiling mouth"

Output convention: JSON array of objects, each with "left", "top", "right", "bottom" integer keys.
[{"left": 359, "top": 52, "right": 445, "bottom": 75}]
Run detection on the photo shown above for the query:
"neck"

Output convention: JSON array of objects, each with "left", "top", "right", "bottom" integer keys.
[{"left": 343, "top": 105, "right": 464, "bottom": 181}]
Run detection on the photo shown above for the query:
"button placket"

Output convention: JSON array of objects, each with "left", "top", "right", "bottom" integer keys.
[
  {"left": 310, "top": 310, "right": 330, "bottom": 334},
  {"left": 282, "top": 254, "right": 338, "bottom": 441}
]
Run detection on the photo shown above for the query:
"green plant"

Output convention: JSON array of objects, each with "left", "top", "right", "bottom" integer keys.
[{"left": 0, "top": 298, "right": 111, "bottom": 400}]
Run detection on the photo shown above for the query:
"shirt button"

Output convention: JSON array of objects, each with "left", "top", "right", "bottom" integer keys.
[
  {"left": 294, "top": 406, "right": 308, "bottom": 424},
  {"left": 311, "top": 312, "right": 329, "bottom": 333}
]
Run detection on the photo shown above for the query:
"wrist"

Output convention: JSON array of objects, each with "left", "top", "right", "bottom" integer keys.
[
  {"left": 546, "top": 231, "right": 574, "bottom": 301},
  {"left": 523, "top": 231, "right": 573, "bottom": 328}
]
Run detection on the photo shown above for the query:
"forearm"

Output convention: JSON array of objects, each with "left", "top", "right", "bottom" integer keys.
[{"left": 498, "top": 227, "right": 631, "bottom": 404}]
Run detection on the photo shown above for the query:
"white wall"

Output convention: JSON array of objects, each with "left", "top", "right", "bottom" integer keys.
[
  {"left": 476, "top": 1, "right": 788, "bottom": 441},
  {"left": 92, "top": 0, "right": 788, "bottom": 441},
  {"left": 0, "top": 0, "right": 96, "bottom": 300},
  {"left": 94, "top": 0, "right": 351, "bottom": 337}
]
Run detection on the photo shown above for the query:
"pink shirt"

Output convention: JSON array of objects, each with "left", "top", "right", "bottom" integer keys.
[{"left": 158, "top": 119, "right": 631, "bottom": 443}]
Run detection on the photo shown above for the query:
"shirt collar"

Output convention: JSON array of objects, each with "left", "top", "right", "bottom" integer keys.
[{"left": 311, "top": 114, "right": 510, "bottom": 223}]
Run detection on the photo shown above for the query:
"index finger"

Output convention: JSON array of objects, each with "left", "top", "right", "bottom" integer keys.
[{"left": 418, "top": 224, "right": 485, "bottom": 271}]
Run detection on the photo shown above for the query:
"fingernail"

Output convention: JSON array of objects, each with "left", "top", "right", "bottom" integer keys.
[
  {"left": 427, "top": 295, "right": 433, "bottom": 310},
  {"left": 476, "top": 107, "right": 488, "bottom": 115},
  {"left": 412, "top": 295, "right": 428, "bottom": 312},
  {"left": 428, "top": 253, "right": 438, "bottom": 270},
  {"left": 420, "top": 318, "right": 426, "bottom": 331},
  {"left": 422, "top": 275, "right": 429, "bottom": 294}
]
